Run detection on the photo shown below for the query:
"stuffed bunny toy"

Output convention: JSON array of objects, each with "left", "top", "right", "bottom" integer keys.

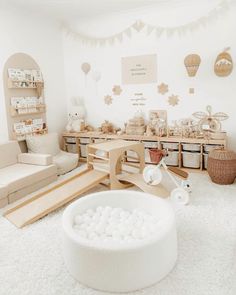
[{"left": 66, "top": 97, "right": 86, "bottom": 132}]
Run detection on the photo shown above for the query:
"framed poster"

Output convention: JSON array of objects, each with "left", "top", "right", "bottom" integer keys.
[{"left": 122, "top": 54, "right": 157, "bottom": 85}]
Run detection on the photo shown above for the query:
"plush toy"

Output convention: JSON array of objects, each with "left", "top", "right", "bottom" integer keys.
[{"left": 66, "top": 97, "right": 86, "bottom": 132}]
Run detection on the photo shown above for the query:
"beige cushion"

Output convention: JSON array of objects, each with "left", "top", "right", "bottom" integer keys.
[
  {"left": 18, "top": 153, "right": 53, "bottom": 166},
  {"left": 53, "top": 151, "right": 78, "bottom": 175},
  {"left": 0, "top": 184, "right": 8, "bottom": 200},
  {"left": 0, "top": 163, "right": 57, "bottom": 194},
  {"left": 26, "top": 133, "right": 60, "bottom": 156},
  {"left": 0, "top": 141, "right": 21, "bottom": 169}
]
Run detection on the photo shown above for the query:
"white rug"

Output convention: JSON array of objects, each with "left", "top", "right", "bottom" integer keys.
[{"left": 1, "top": 169, "right": 236, "bottom": 295}]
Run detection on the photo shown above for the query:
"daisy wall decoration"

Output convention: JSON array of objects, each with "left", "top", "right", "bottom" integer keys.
[
  {"left": 168, "top": 94, "right": 179, "bottom": 106},
  {"left": 112, "top": 85, "right": 122, "bottom": 96},
  {"left": 104, "top": 95, "right": 113, "bottom": 105},
  {"left": 158, "top": 83, "right": 169, "bottom": 95}
]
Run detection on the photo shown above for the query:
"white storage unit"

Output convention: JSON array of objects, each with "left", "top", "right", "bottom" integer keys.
[
  {"left": 165, "top": 151, "right": 179, "bottom": 166},
  {"left": 65, "top": 137, "right": 77, "bottom": 144},
  {"left": 204, "top": 144, "right": 223, "bottom": 153},
  {"left": 143, "top": 141, "right": 159, "bottom": 148},
  {"left": 182, "top": 143, "right": 201, "bottom": 152},
  {"left": 203, "top": 153, "right": 208, "bottom": 169},
  {"left": 80, "top": 144, "right": 87, "bottom": 158},
  {"left": 145, "top": 149, "right": 152, "bottom": 163},
  {"left": 182, "top": 152, "right": 201, "bottom": 168},
  {"left": 67, "top": 143, "right": 77, "bottom": 154},
  {"left": 93, "top": 138, "right": 106, "bottom": 143},
  {"left": 162, "top": 142, "right": 179, "bottom": 150},
  {"left": 80, "top": 138, "right": 91, "bottom": 144}
]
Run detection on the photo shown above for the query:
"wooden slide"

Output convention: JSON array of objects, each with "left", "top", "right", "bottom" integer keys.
[
  {"left": 118, "top": 173, "right": 170, "bottom": 198},
  {"left": 4, "top": 169, "right": 108, "bottom": 228}
]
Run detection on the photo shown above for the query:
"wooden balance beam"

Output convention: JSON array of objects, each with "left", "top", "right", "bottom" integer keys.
[{"left": 4, "top": 169, "right": 108, "bottom": 228}]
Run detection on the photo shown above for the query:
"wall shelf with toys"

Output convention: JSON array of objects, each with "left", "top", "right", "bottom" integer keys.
[
  {"left": 3, "top": 53, "right": 47, "bottom": 145},
  {"left": 10, "top": 104, "right": 46, "bottom": 117}
]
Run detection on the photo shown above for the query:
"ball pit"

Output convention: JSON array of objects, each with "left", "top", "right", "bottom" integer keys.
[{"left": 62, "top": 190, "right": 177, "bottom": 292}]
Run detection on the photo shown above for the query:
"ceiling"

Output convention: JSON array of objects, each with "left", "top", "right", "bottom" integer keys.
[
  {"left": 1, "top": 0, "right": 226, "bottom": 23},
  {"left": 1, "top": 0, "right": 172, "bottom": 20}
]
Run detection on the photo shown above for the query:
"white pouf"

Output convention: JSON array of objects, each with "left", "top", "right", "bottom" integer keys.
[{"left": 62, "top": 190, "right": 177, "bottom": 293}]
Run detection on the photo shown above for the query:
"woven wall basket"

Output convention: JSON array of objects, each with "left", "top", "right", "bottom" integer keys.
[{"left": 207, "top": 149, "right": 236, "bottom": 185}]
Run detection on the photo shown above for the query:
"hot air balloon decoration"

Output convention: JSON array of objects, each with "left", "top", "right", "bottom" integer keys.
[
  {"left": 214, "top": 47, "right": 233, "bottom": 77},
  {"left": 184, "top": 54, "right": 201, "bottom": 77}
]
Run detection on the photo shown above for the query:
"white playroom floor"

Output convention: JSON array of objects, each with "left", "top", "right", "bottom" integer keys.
[{"left": 0, "top": 166, "right": 236, "bottom": 295}]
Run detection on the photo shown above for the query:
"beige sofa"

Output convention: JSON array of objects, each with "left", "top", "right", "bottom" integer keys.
[
  {"left": 0, "top": 141, "right": 57, "bottom": 208},
  {"left": 26, "top": 132, "right": 79, "bottom": 175}
]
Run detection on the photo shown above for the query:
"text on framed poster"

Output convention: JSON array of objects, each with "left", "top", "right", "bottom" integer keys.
[{"left": 122, "top": 54, "right": 157, "bottom": 85}]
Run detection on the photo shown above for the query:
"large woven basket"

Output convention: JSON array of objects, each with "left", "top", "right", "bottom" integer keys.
[{"left": 207, "top": 149, "right": 236, "bottom": 185}]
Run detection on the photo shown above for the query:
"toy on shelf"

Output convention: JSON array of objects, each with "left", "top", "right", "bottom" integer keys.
[
  {"left": 148, "top": 110, "right": 167, "bottom": 137},
  {"left": 66, "top": 97, "right": 86, "bottom": 132},
  {"left": 126, "top": 111, "right": 146, "bottom": 135},
  {"left": 100, "top": 120, "right": 114, "bottom": 134},
  {"left": 178, "top": 118, "right": 199, "bottom": 138},
  {"left": 167, "top": 120, "right": 183, "bottom": 138},
  {"left": 143, "top": 152, "right": 191, "bottom": 205},
  {"left": 192, "top": 105, "right": 228, "bottom": 138}
]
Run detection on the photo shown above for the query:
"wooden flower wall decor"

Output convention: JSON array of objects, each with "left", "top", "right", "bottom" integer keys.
[
  {"left": 168, "top": 95, "right": 179, "bottom": 107},
  {"left": 104, "top": 95, "right": 113, "bottom": 105},
  {"left": 158, "top": 83, "right": 169, "bottom": 95}
]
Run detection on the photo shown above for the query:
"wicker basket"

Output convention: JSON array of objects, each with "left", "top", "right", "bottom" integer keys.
[
  {"left": 207, "top": 149, "right": 236, "bottom": 184},
  {"left": 149, "top": 149, "right": 164, "bottom": 164}
]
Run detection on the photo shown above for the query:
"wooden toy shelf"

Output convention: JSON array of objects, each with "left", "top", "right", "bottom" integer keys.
[
  {"left": 13, "top": 128, "right": 48, "bottom": 141},
  {"left": 8, "top": 79, "right": 44, "bottom": 89},
  {"left": 3, "top": 53, "right": 47, "bottom": 145},
  {"left": 10, "top": 104, "right": 46, "bottom": 117},
  {"left": 62, "top": 132, "right": 227, "bottom": 172}
]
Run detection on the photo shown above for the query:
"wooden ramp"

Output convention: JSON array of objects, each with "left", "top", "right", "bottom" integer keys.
[
  {"left": 4, "top": 169, "right": 108, "bottom": 228},
  {"left": 118, "top": 173, "right": 170, "bottom": 198}
]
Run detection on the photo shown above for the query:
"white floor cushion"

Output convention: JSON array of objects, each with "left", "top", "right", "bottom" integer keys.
[
  {"left": 53, "top": 151, "right": 78, "bottom": 175},
  {"left": 0, "top": 163, "right": 57, "bottom": 193}
]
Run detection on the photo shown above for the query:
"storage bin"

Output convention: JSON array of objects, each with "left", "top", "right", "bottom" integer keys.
[
  {"left": 162, "top": 142, "right": 179, "bottom": 150},
  {"left": 126, "top": 150, "right": 139, "bottom": 163},
  {"left": 67, "top": 143, "right": 77, "bottom": 154},
  {"left": 80, "top": 144, "right": 87, "bottom": 157},
  {"left": 204, "top": 144, "right": 223, "bottom": 153},
  {"left": 65, "top": 137, "right": 77, "bottom": 144},
  {"left": 203, "top": 153, "right": 208, "bottom": 169},
  {"left": 165, "top": 151, "right": 179, "bottom": 166},
  {"left": 93, "top": 138, "right": 106, "bottom": 143},
  {"left": 143, "top": 141, "right": 159, "bottom": 148},
  {"left": 145, "top": 148, "right": 152, "bottom": 163},
  {"left": 182, "top": 143, "right": 201, "bottom": 152},
  {"left": 80, "top": 138, "right": 91, "bottom": 144},
  {"left": 182, "top": 152, "right": 201, "bottom": 168}
]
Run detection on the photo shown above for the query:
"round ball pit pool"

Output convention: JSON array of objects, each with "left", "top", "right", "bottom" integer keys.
[{"left": 62, "top": 190, "right": 177, "bottom": 293}]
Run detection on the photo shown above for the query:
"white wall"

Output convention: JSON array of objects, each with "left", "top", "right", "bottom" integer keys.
[
  {"left": 62, "top": 5, "right": 236, "bottom": 149},
  {"left": 0, "top": 7, "right": 68, "bottom": 142}
]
